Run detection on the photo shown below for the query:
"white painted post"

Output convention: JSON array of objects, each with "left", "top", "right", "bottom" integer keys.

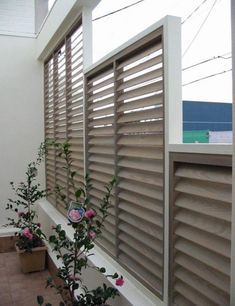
[
  {"left": 82, "top": 7, "right": 93, "bottom": 70},
  {"left": 163, "top": 15, "right": 182, "bottom": 305},
  {"left": 230, "top": 0, "right": 235, "bottom": 305}
]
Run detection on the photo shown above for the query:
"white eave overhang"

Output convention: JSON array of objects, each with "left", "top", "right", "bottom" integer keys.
[{"left": 36, "top": 0, "right": 100, "bottom": 61}]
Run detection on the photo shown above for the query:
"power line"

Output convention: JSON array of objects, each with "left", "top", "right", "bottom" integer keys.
[
  {"left": 182, "top": 53, "right": 232, "bottom": 71},
  {"left": 93, "top": 0, "right": 145, "bottom": 22},
  {"left": 182, "top": 69, "right": 232, "bottom": 86},
  {"left": 182, "top": 0, "right": 209, "bottom": 25},
  {"left": 182, "top": 0, "right": 218, "bottom": 57}
]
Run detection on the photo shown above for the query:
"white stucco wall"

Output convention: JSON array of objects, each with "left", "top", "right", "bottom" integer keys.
[
  {"left": 0, "top": 35, "right": 44, "bottom": 227},
  {"left": 0, "top": 0, "right": 35, "bottom": 35}
]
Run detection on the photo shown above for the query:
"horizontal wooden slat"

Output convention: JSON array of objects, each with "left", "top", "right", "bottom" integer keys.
[
  {"left": 117, "top": 55, "right": 162, "bottom": 80},
  {"left": 117, "top": 107, "right": 163, "bottom": 123},
  {"left": 118, "top": 146, "right": 163, "bottom": 159},
  {"left": 118, "top": 157, "right": 163, "bottom": 173},
  {"left": 117, "top": 68, "right": 162, "bottom": 91},
  {"left": 119, "top": 222, "right": 162, "bottom": 254},
  {"left": 175, "top": 239, "right": 230, "bottom": 276},
  {"left": 175, "top": 208, "right": 230, "bottom": 240},
  {"left": 118, "top": 134, "right": 163, "bottom": 147},
  {"left": 119, "top": 253, "right": 162, "bottom": 292},
  {"left": 88, "top": 96, "right": 114, "bottom": 110},
  {"left": 88, "top": 76, "right": 114, "bottom": 93},
  {"left": 174, "top": 280, "right": 218, "bottom": 306},
  {"left": 175, "top": 268, "right": 229, "bottom": 305},
  {"left": 175, "top": 164, "right": 232, "bottom": 185},
  {"left": 175, "top": 253, "right": 230, "bottom": 294},
  {"left": 117, "top": 81, "right": 163, "bottom": 101},
  {"left": 117, "top": 120, "right": 163, "bottom": 134},
  {"left": 119, "top": 200, "right": 162, "bottom": 226},
  {"left": 119, "top": 242, "right": 162, "bottom": 278},
  {"left": 175, "top": 178, "right": 232, "bottom": 203},
  {"left": 88, "top": 105, "right": 114, "bottom": 119},
  {"left": 175, "top": 224, "right": 230, "bottom": 257},
  {"left": 118, "top": 211, "right": 163, "bottom": 240},
  {"left": 118, "top": 169, "right": 163, "bottom": 187},
  {"left": 117, "top": 93, "right": 163, "bottom": 112},
  {"left": 175, "top": 193, "right": 231, "bottom": 222},
  {"left": 117, "top": 43, "right": 162, "bottom": 69},
  {"left": 118, "top": 179, "right": 163, "bottom": 201},
  {"left": 119, "top": 188, "right": 163, "bottom": 214}
]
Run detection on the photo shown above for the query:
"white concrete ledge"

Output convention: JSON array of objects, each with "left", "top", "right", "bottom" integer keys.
[
  {"left": 168, "top": 143, "right": 233, "bottom": 155},
  {"left": 37, "top": 200, "right": 163, "bottom": 306},
  {"left": 0, "top": 227, "right": 19, "bottom": 237}
]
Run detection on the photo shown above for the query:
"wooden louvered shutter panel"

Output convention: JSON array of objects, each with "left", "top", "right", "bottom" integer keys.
[
  {"left": 67, "top": 25, "right": 84, "bottom": 201},
  {"left": 44, "top": 20, "right": 84, "bottom": 212},
  {"left": 170, "top": 155, "right": 231, "bottom": 306},
  {"left": 86, "top": 66, "right": 116, "bottom": 255},
  {"left": 54, "top": 44, "right": 68, "bottom": 214},
  {"left": 116, "top": 38, "right": 164, "bottom": 294},
  {"left": 44, "top": 57, "right": 56, "bottom": 205}
]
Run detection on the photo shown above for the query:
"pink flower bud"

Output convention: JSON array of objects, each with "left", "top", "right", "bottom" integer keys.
[
  {"left": 88, "top": 230, "right": 96, "bottom": 239},
  {"left": 115, "top": 277, "right": 124, "bottom": 286},
  {"left": 18, "top": 211, "right": 25, "bottom": 217},
  {"left": 85, "top": 208, "right": 96, "bottom": 219},
  {"left": 23, "top": 227, "right": 33, "bottom": 240}
]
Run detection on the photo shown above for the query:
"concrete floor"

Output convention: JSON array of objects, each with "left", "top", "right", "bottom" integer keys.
[{"left": 0, "top": 252, "right": 63, "bottom": 306}]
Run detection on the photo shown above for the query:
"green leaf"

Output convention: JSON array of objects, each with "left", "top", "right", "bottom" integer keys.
[{"left": 37, "top": 295, "right": 44, "bottom": 305}]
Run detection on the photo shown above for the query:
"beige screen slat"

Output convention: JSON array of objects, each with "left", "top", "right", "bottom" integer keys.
[
  {"left": 118, "top": 68, "right": 162, "bottom": 91},
  {"left": 117, "top": 42, "right": 162, "bottom": 69},
  {"left": 119, "top": 253, "right": 162, "bottom": 293},
  {"left": 117, "top": 94, "right": 162, "bottom": 112},
  {"left": 171, "top": 156, "right": 232, "bottom": 306},
  {"left": 174, "top": 281, "right": 217, "bottom": 306},
  {"left": 117, "top": 54, "right": 162, "bottom": 80},
  {"left": 119, "top": 211, "right": 163, "bottom": 240},
  {"left": 118, "top": 157, "right": 163, "bottom": 173},
  {"left": 117, "top": 81, "right": 163, "bottom": 102},
  {"left": 175, "top": 209, "right": 230, "bottom": 240},
  {"left": 119, "top": 201, "right": 162, "bottom": 227},
  {"left": 119, "top": 189, "right": 163, "bottom": 214},
  {"left": 175, "top": 268, "right": 229, "bottom": 306},
  {"left": 175, "top": 193, "right": 231, "bottom": 222},
  {"left": 175, "top": 178, "right": 232, "bottom": 203},
  {"left": 85, "top": 29, "right": 164, "bottom": 297},
  {"left": 175, "top": 253, "right": 230, "bottom": 294}
]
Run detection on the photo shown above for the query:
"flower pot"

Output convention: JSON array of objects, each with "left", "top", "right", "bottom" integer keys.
[{"left": 15, "top": 244, "right": 47, "bottom": 273}]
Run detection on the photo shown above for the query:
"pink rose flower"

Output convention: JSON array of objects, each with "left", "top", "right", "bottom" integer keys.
[
  {"left": 85, "top": 208, "right": 96, "bottom": 219},
  {"left": 88, "top": 230, "right": 96, "bottom": 239},
  {"left": 23, "top": 227, "right": 33, "bottom": 240},
  {"left": 115, "top": 277, "right": 124, "bottom": 286},
  {"left": 68, "top": 209, "right": 81, "bottom": 222}
]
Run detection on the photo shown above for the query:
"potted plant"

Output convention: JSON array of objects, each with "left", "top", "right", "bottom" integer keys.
[
  {"left": 37, "top": 142, "right": 124, "bottom": 306},
  {"left": 5, "top": 142, "right": 48, "bottom": 273}
]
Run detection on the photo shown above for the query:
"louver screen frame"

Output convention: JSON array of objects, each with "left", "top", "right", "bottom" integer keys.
[
  {"left": 44, "top": 18, "right": 84, "bottom": 213},
  {"left": 169, "top": 153, "right": 232, "bottom": 306},
  {"left": 85, "top": 27, "right": 165, "bottom": 297}
]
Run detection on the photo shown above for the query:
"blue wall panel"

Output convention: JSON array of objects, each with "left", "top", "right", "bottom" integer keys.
[{"left": 183, "top": 101, "right": 232, "bottom": 131}]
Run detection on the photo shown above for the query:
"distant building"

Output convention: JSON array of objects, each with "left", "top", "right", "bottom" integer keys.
[
  {"left": 183, "top": 101, "right": 232, "bottom": 131},
  {"left": 183, "top": 101, "right": 232, "bottom": 143}
]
